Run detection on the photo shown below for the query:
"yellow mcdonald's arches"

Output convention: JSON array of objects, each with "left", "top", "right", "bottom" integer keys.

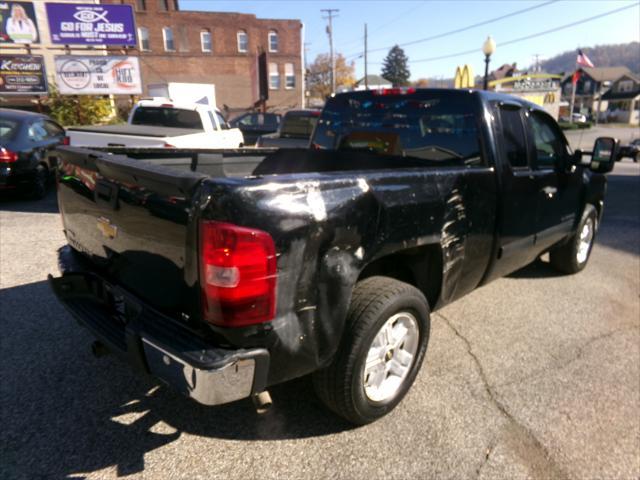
[
  {"left": 454, "top": 65, "right": 474, "bottom": 89},
  {"left": 544, "top": 92, "right": 555, "bottom": 104}
]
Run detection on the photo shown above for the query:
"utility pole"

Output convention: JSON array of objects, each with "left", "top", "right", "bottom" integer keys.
[
  {"left": 364, "top": 23, "right": 368, "bottom": 90},
  {"left": 321, "top": 9, "right": 339, "bottom": 94},
  {"left": 532, "top": 54, "right": 541, "bottom": 72}
]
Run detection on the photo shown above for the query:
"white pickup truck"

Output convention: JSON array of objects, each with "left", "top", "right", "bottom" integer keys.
[{"left": 67, "top": 99, "right": 245, "bottom": 149}]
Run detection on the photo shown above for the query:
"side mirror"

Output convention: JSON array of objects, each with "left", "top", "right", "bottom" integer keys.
[{"left": 589, "top": 137, "right": 618, "bottom": 174}]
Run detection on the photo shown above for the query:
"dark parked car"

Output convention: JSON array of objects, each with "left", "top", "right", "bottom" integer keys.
[
  {"left": 50, "top": 89, "right": 616, "bottom": 424},
  {"left": 228, "top": 112, "right": 281, "bottom": 146},
  {"left": 0, "top": 109, "right": 67, "bottom": 198},
  {"left": 617, "top": 139, "right": 639, "bottom": 162},
  {"left": 256, "top": 109, "right": 321, "bottom": 148}
]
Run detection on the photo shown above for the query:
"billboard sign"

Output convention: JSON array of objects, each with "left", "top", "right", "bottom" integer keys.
[
  {"left": 46, "top": 3, "right": 136, "bottom": 45},
  {"left": 0, "top": 54, "right": 47, "bottom": 94},
  {"left": 0, "top": 2, "right": 40, "bottom": 44},
  {"left": 55, "top": 55, "right": 142, "bottom": 95}
]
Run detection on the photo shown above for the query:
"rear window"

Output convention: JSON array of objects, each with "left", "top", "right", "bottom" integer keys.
[
  {"left": 0, "top": 119, "right": 19, "bottom": 141},
  {"left": 312, "top": 93, "right": 482, "bottom": 165},
  {"left": 280, "top": 112, "right": 319, "bottom": 138},
  {"left": 131, "top": 107, "right": 203, "bottom": 130}
]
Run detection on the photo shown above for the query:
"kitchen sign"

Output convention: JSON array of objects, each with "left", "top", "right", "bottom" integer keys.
[
  {"left": 54, "top": 55, "right": 142, "bottom": 95},
  {"left": 0, "top": 54, "right": 47, "bottom": 94},
  {"left": 45, "top": 3, "right": 136, "bottom": 45}
]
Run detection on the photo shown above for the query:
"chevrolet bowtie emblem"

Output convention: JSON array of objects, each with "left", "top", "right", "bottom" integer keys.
[{"left": 97, "top": 217, "right": 118, "bottom": 239}]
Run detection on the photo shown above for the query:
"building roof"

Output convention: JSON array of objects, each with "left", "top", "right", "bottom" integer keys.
[
  {"left": 617, "top": 72, "right": 640, "bottom": 83},
  {"left": 355, "top": 75, "right": 392, "bottom": 87},
  {"left": 580, "top": 66, "right": 633, "bottom": 83},
  {"left": 489, "top": 63, "right": 517, "bottom": 81}
]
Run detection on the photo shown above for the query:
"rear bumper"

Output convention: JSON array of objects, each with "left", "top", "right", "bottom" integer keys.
[
  {"left": 49, "top": 247, "right": 269, "bottom": 406},
  {"left": 0, "top": 166, "right": 32, "bottom": 189}
]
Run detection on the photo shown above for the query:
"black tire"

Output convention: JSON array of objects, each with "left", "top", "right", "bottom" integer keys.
[
  {"left": 634, "top": 152, "right": 639, "bottom": 163},
  {"left": 312, "top": 276, "right": 430, "bottom": 425},
  {"left": 549, "top": 204, "right": 597, "bottom": 274},
  {"left": 30, "top": 164, "right": 48, "bottom": 200}
]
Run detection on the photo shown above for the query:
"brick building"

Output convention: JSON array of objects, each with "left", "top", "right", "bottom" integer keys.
[{"left": 103, "top": 0, "right": 303, "bottom": 113}]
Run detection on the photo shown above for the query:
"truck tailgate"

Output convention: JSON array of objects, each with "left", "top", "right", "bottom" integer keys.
[{"left": 56, "top": 147, "right": 207, "bottom": 318}]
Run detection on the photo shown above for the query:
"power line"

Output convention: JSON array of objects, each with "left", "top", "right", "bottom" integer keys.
[
  {"left": 409, "top": 2, "right": 639, "bottom": 64},
  {"left": 337, "top": 2, "right": 430, "bottom": 51},
  {"left": 344, "top": 0, "right": 558, "bottom": 59}
]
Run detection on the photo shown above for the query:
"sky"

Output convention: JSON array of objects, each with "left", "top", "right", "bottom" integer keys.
[{"left": 180, "top": 0, "right": 640, "bottom": 81}]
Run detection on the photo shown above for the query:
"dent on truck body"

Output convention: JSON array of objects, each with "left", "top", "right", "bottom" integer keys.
[{"left": 196, "top": 153, "right": 497, "bottom": 386}]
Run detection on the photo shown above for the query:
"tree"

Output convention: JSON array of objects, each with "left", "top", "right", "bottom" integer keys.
[
  {"left": 307, "top": 53, "right": 355, "bottom": 99},
  {"left": 413, "top": 78, "right": 429, "bottom": 88},
  {"left": 381, "top": 45, "right": 410, "bottom": 87}
]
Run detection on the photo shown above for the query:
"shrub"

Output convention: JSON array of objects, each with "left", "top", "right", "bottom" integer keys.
[{"left": 45, "top": 87, "right": 116, "bottom": 126}]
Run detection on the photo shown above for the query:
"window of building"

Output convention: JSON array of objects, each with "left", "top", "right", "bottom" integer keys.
[
  {"left": 138, "top": 27, "right": 150, "bottom": 51},
  {"left": 178, "top": 25, "right": 189, "bottom": 51},
  {"left": 163, "top": 27, "right": 174, "bottom": 51},
  {"left": 135, "top": 0, "right": 146, "bottom": 11},
  {"left": 498, "top": 107, "right": 528, "bottom": 168},
  {"left": 269, "top": 63, "right": 279, "bottom": 89},
  {"left": 619, "top": 80, "right": 633, "bottom": 92},
  {"left": 268, "top": 30, "right": 278, "bottom": 52},
  {"left": 158, "top": 0, "right": 169, "bottom": 11},
  {"left": 583, "top": 80, "right": 591, "bottom": 92},
  {"left": 237, "top": 30, "right": 248, "bottom": 53},
  {"left": 201, "top": 30, "right": 212, "bottom": 52},
  {"left": 173, "top": 0, "right": 179, "bottom": 11},
  {"left": 284, "top": 63, "right": 295, "bottom": 89}
]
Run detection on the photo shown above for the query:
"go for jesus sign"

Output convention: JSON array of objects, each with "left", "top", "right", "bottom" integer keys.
[{"left": 46, "top": 3, "right": 136, "bottom": 46}]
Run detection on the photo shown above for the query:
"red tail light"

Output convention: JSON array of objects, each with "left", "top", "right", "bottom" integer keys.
[
  {"left": 372, "top": 87, "right": 416, "bottom": 96},
  {"left": 0, "top": 147, "right": 18, "bottom": 163},
  {"left": 164, "top": 143, "right": 176, "bottom": 148},
  {"left": 62, "top": 136, "right": 70, "bottom": 146},
  {"left": 199, "top": 221, "right": 277, "bottom": 327}
]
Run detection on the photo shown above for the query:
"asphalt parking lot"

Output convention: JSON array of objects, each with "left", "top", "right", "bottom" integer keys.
[{"left": 1, "top": 128, "right": 638, "bottom": 479}]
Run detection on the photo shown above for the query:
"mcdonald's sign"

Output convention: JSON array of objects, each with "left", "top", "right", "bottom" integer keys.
[{"left": 454, "top": 65, "right": 474, "bottom": 89}]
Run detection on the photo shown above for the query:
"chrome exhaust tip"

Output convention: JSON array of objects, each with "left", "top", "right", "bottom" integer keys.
[{"left": 252, "top": 391, "right": 272, "bottom": 414}]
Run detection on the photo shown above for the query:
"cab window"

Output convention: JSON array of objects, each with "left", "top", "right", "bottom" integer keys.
[
  {"left": 527, "top": 111, "right": 568, "bottom": 169},
  {"left": 216, "top": 112, "right": 229, "bottom": 130},
  {"left": 498, "top": 107, "right": 528, "bottom": 169}
]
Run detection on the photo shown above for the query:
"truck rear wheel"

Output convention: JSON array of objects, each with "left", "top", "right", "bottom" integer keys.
[
  {"left": 312, "top": 276, "right": 430, "bottom": 425},
  {"left": 549, "top": 204, "right": 597, "bottom": 274}
]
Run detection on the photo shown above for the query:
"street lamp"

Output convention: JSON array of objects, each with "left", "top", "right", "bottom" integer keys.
[{"left": 482, "top": 35, "right": 496, "bottom": 91}]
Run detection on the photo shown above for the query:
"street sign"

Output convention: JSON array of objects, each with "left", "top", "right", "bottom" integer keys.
[
  {"left": 0, "top": 2, "right": 40, "bottom": 44},
  {"left": 46, "top": 3, "right": 136, "bottom": 46},
  {"left": 0, "top": 55, "right": 47, "bottom": 94},
  {"left": 54, "top": 55, "right": 142, "bottom": 95}
]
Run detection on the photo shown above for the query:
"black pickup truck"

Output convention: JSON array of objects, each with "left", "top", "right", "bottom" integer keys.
[{"left": 49, "top": 89, "right": 617, "bottom": 424}]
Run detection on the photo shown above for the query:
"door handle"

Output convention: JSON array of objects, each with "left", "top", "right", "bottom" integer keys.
[{"left": 541, "top": 186, "right": 557, "bottom": 198}]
